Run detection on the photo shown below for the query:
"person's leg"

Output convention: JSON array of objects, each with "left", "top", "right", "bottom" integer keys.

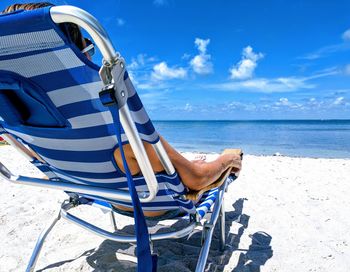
[
  {"left": 114, "top": 136, "right": 242, "bottom": 191},
  {"left": 159, "top": 137, "right": 241, "bottom": 190},
  {"left": 113, "top": 143, "right": 170, "bottom": 216},
  {"left": 113, "top": 141, "right": 165, "bottom": 175}
]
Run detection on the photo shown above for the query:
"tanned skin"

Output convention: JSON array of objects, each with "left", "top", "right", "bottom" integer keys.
[
  {"left": 114, "top": 137, "right": 242, "bottom": 216},
  {"left": 114, "top": 136, "right": 242, "bottom": 192}
]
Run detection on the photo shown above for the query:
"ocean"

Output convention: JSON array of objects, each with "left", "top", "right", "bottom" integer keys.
[{"left": 154, "top": 120, "right": 350, "bottom": 158}]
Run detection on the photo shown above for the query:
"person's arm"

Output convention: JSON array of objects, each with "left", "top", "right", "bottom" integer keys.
[{"left": 115, "top": 136, "right": 242, "bottom": 191}]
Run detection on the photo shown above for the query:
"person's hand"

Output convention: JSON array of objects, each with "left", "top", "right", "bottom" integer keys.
[
  {"left": 222, "top": 149, "right": 243, "bottom": 174},
  {"left": 230, "top": 154, "right": 242, "bottom": 173}
]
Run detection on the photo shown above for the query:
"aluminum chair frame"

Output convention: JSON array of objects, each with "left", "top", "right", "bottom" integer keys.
[{"left": 0, "top": 5, "right": 228, "bottom": 272}]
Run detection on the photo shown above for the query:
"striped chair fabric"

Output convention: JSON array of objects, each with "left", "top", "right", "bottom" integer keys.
[{"left": 0, "top": 7, "right": 219, "bottom": 219}]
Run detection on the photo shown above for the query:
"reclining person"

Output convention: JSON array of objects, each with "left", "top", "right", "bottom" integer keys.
[{"left": 2, "top": 3, "right": 242, "bottom": 216}]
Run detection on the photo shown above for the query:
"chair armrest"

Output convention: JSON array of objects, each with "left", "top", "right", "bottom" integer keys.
[{"left": 0, "top": 162, "right": 150, "bottom": 202}]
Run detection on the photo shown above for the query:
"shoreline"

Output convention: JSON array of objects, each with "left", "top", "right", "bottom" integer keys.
[
  {"left": 181, "top": 150, "right": 350, "bottom": 160},
  {"left": 1, "top": 144, "right": 349, "bottom": 160}
]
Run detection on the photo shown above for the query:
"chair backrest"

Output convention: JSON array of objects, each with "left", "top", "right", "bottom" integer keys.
[{"left": 0, "top": 7, "right": 195, "bottom": 214}]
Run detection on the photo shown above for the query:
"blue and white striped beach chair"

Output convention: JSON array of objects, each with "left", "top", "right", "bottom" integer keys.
[{"left": 0, "top": 6, "right": 238, "bottom": 272}]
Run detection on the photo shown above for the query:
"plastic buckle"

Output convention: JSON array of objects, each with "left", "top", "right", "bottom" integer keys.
[{"left": 99, "top": 85, "right": 117, "bottom": 107}]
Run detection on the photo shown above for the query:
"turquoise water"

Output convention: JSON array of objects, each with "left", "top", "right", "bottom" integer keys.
[{"left": 154, "top": 120, "right": 350, "bottom": 158}]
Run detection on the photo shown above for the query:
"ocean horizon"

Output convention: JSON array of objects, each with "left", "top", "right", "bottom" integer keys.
[{"left": 153, "top": 119, "right": 350, "bottom": 158}]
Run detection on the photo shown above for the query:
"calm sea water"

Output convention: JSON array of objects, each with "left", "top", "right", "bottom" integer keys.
[{"left": 154, "top": 120, "right": 350, "bottom": 158}]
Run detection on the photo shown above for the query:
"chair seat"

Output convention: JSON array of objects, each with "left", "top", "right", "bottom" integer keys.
[{"left": 88, "top": 176, "right": 236, "bottom": 221}]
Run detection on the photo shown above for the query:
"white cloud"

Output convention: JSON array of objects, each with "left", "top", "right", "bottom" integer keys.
[
  {"left": 300, "top": 43, "right": 350, "bottom": 60},
  {"left": 309, "top": 97, "right": 317, "bottom": 104},
  {"left": 208, "top": 77, "right": 313, "bottom": 93},
  {"left": 229, "top": 46, "right": 264, "bottom": 80},
  {"left": 190, "top": 38, "right": 213, "bottom": 75},
  {"left": 300, "top": 29, "right": 350, "bottom": 60},
  {"left": 153, "top": 0, "right": 167, "bottom": 6},
  {"left": 182, "top": 53, "right": 191, "bottom": 60},
  {"left": 212, "top": 92, "right": 350, "bottom": 115},
  {"left": 272, "top": 97, "right": 304, "bottom": 109},
  {"left": 127, "top": 53, "right": 161, "bottom": 88},
  {"left": 127, "top": 70, "right": 138, "bottom": 85},
  {"left": 333, "top": 96, "right": 345, "bottom": 105},
  {"left": 272, "top": 97, "right": 304, "bottom": 110},
  {"left": 117, "top": 18, "right": 125, "bottom": 26},
  {"left": 128, "top": 59, "right": 139, "bottom": 70},
  {"left": 345, "top": 64, "right": 350, "bottom": 75},
  {"left": 342, "top": 29, "right": 350, "bottom": 41},
  {"left": 191, "top": 55, "right": 212, "bottom": 74},
  {"left": 207, "top": 69, "right": 337, "bottom": 93},
  {"left": 128, "top": 54, "right": 156, "bottom": 70},
  {"left": 195, "top": 38, "right": 209, "bottom": 54},
  {"left": 184, "top": 103, "right": 193, "bottom": 111},
  {"left": 223, "top": 101, "right": 257, "bottom": 111},
  {"left": 134, "top": 54, "right": 147, "bottom": 66},
  {"left": 276, "top": 98, "right": 289, "bottom": 106},
  {"left": 138, "top": 90, "right": 172, "bottom": 111},
  {"left": 151, "top": 61, "right": 187, "bottom": 80}
]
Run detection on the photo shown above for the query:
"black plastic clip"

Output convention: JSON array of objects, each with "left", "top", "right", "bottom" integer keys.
[{"left": 99, "top": 84, "right": 117, "bottom": 107}]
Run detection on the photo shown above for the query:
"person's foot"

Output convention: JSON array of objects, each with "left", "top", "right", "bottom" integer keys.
[
  {"left": 193, "top": 153, "right": 207, "bottom": 162},
  {"left": 194, "top": 154, "right": 207, "bottom": 161}
]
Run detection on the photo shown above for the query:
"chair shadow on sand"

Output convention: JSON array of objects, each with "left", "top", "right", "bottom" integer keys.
[
  {"left": 232, "top": 231, "right": 273, "bottom": 272},
  {"left": 38, "top": 198, "right": 273, "bottom": 271}
]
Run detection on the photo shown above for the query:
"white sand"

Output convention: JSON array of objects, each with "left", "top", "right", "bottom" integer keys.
[{"left": 1, "top": 145, "right": 350, "bottom": 271}]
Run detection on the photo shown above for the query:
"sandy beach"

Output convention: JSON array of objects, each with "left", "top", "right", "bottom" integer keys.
[{"left": 1, "top": 145, "right": 350, "bottom": 271}]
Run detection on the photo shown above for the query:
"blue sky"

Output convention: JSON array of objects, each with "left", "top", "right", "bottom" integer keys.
[{"left": 3, "top": 0, "right": 350, "bottom": 120}]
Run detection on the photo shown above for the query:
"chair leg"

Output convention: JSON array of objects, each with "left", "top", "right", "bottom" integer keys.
[
  {"left": 196, "top": 179, "right": 228, "bottom": 272},
  {"left": 197, "top": 200, "right": 225, "bottom": 272},
  {"left": 196, "top": 223, "right": 214, "bottom": 272},
  {"left": 110, "top": 211, "right": 117, "bottom": 231},
  {"left": 26, "top": 211, "right": 61, "bottom": 272},
  {"left": 218, "top": 198, "right": 226, "bottom": 251}
]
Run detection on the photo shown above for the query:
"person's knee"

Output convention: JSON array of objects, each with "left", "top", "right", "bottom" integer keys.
[
  {"left": 181, "top": 162, "right": 209, "bottom": 191},
  {"left": 114, "top": 145, "right": 140, "bottom": 175}
]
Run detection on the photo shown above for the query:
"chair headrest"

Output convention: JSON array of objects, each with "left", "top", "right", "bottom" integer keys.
[{"left": 0, "top": 7, "right": 67, "bottom": 57}]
